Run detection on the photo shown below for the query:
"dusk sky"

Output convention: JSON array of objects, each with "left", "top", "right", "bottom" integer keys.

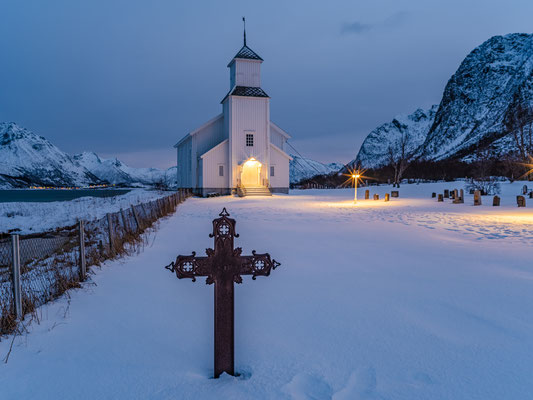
[{"left": 1, "top": 0, "right": 532, "bottom": 168}]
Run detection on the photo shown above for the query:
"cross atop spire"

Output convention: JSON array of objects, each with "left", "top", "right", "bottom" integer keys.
[
  {"left": 243, "top": 17, "right": 246, "bottom": 47},
  {"left": 228, "top": 17, "right": 262, "bottom": 64}
]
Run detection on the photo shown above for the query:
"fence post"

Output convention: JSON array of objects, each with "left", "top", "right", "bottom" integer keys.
[
  {"left": 107, "top": 213, "right": 115, "bottom": 256},
  {"left": 120, "top": 208, "right": 129, "bottom": 233},
  {"left": 11, "top": 234, "right": 22, "bottom": 319},
  {"left": 140, "top": 203, "right": 148, "bottom": 224},
  {"left": 79, "top": 220, "right": 87, "bottom": 282},
  {"left": 131, "top": 204, "right": 141, "bottom": 231}
]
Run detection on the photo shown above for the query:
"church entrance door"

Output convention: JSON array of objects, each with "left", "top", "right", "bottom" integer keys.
[{"left": 241, "top": 158, "right": 262, "bottom": 187}]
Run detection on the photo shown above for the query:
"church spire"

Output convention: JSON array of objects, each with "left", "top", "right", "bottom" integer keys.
[{"left": 243, "top": 17, "right": 247, "bottom": 46}]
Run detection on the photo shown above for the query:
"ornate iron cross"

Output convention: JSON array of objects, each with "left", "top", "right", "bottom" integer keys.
[{"left": 165, "top": 208, "right": 280, "bottom": 378}]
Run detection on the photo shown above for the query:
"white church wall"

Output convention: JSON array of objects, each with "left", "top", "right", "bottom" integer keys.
[
  {"left": 193, "top": 115, "right": 226, "bottom": 157},
  {"left": 229, "top": 63, "right": 236, "bottom": 89},
  {"left": 270, "top": 127, "right": 285, "bottom": 150},
  {"left": 230, "top": 96, "right": 269, "bottom": 187},
  {"left": 234, "top": 60, "right": 261, "bottom": 87},
  {"left": 269, "top": 143, "right": 290, "bottom": 190},
  {"left": 201, "top": 139, "right": 229, "bottom": 189},
  {"left": 176, "top": 137, "right": 192, "bottom": 188},
  {"left": 190, "top": 115, "right": 225, "bottom": 188}
]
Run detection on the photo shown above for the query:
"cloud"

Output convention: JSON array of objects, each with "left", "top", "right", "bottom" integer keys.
[
  {"left": 341, "top": 11, "right": 408, "bottom": 35},
  {"left": 341, "top": 21, "right": 372, "bottom": 34}
]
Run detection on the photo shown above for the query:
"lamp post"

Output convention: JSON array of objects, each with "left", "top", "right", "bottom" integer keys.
[{"left": 352, "top": 174, "right": 360, "bottom": 203}]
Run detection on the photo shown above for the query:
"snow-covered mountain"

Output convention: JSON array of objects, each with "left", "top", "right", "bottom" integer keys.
[
  {"left": 355, "top": 33, "right": 533, "bottom": 167},
  {"left": 355, "top": 106, "right": 438, "bottom": 168},
  {"left": 0, "top": 122, "right": 102, "bottom": 189},
  {"left": 0, "top": 122, "right": 175, "bottom": 189},
  {"left": 73, "top": 152, "right": 166, "bottom": 186},
  {"left": 0, "top": 122, "right": 338, "bottom": 188},
  {"left": 421, "top": 33, "right": 533, "bottom": 160},
  {"left": 290, "top": 154, "right": 343, "bottom": 184}
]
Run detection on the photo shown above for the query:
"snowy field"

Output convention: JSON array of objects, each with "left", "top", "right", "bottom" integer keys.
[
  {"left": 0, "top": 189, "right": 169, "bottom": 234},
  {"left": 1, "top": 182, "right": 533, "bottom": 399}
]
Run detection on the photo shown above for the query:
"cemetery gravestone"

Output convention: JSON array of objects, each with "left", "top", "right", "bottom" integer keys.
[
  {"left": 517, "top": 195, "right": 526, "bottom": 207},
  {"left": 365, "top": 190, "right": 370, "bottom": 200},
  {"left": 474, "top": 190, "right": 482, "bottom": 206},
  {"left": 493, "top": 196, "right": 500, "bottom": 206},
  {"left": 385, "top": 193, "right": 390, "bottom": 202},
  {"left": 391, "top": 191, "right": 399, "bottom": 198},
  {"left": 474, "top": 190, "right": 482, "bottom": 204},
  {"left": 438, "top": 194, "right": 443, "bottom": 202}
]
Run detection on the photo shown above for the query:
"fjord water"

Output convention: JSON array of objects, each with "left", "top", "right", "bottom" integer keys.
[{"left": 0, "top": 189, "right": 131, "bottom": 203}]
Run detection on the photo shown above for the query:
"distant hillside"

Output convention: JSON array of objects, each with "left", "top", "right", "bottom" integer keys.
[{"left": 290, "top": 154, "right": 343, "bottom": 184}]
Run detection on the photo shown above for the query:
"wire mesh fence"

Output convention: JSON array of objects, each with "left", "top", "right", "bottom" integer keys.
[{"left": 0, "top": 189, "right": 191, "bottom": 334}]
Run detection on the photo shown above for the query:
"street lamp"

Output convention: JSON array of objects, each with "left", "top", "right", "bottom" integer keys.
[
  {"left": 352, "top": 174, "right": 360, "bottom": 203},
  {"left": 343, "top": 166, "right": 367, "bottom": 204}
]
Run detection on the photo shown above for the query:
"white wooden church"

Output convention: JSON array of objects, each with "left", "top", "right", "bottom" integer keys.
[{"left": 174, "top": 31, "right": 292, "bottom": 197}]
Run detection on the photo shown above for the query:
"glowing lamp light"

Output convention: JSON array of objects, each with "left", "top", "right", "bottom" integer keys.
[{"left": 343, "top": 167, "right": 367, "bottom": 204}]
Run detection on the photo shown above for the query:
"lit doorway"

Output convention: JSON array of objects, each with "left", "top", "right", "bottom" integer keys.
[{"left": 241, "top": 158, "right": 262, "bottom": 187}]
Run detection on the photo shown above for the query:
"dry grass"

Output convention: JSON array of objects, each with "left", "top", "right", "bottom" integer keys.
[{"left": 0, "top": 191, "right": 189, "bottom": 337}]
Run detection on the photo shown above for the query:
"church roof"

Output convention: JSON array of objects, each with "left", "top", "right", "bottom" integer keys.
[
  {"left": 234, "top": 45, "right": 263, "bottom": 60},
  {"left": 221, "top": 86, "right": 269, "bottom": 103},
  {"left": 227, "top": 45, "right": 263, "bottom": 66}
]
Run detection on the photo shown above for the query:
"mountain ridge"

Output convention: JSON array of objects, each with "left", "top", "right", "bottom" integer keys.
[
  {"left": 354, "top": 33, "right": 533, "bottom": 168},
  {"left": 0, "top": 122, "right": 335, "bottom": 188}
]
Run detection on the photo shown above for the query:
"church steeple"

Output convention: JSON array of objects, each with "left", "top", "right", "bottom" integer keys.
[
  {"left": 228, "top": 18, "right": 263, "bottom": 66},
  {"left": 243, "top": 17, "right": 246, "bottom": 47},
  {"left": 223, "top": 19, "right": 266, "bottom": 100}
]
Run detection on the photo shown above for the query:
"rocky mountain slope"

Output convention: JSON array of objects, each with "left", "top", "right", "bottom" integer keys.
[
  {"left": 355, "top": 33, "right": 533, "bottom": 168},
  {"left": 421, "top": 33, "right": 533, "bottom": 160},
  {"left": 290, "top": 154, "right": 343, "bottom": 184},
  {"left": 355, "top": 106, "right": 438, "bottom": 168}
]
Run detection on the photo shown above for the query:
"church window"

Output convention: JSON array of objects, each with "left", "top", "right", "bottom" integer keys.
[
  {"left": 219, "top": 165, "right": 224, "bottom": 176},
  {"left": 270, "top": 166, "right": 275, "bottom": 177},
  {"left": 246, "top": 133, "right": 254, "bottom": 147}
]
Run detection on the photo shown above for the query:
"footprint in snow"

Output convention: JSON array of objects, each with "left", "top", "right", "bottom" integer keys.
[
  {"left": 332, "top": 367, "right": 383, "bottom": 400},
  {"left": 283, "top": 372, "right": 333, "bottom": 400}
]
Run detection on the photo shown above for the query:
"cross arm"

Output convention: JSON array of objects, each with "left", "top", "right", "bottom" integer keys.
[
  {"left": 165, "top": 251, "right": 211, "bottom": 282},
  {"left": 239, "top": 250, "right": 281, "bottom": 280}
]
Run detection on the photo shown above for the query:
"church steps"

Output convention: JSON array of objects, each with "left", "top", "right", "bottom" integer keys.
[{"left": 239, "top": 186, "right": 272, "bottom": 197}]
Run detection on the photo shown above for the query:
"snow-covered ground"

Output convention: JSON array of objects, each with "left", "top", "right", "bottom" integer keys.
[
  {"left": 1, "top": 182, "right": 533, "bottom": 399},
  {"left": 0, "top": 189, "right": 169, "bottom": 234}
]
